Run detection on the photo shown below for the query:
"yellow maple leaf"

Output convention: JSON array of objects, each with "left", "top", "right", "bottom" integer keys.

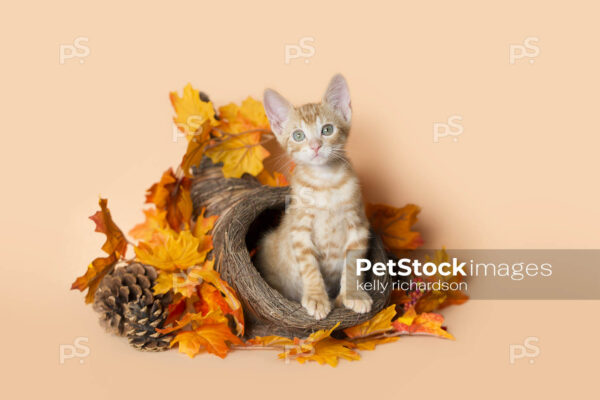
[
  {"left": 247, "top": 335, "right": 294, "bottom": 347},
  {"left": 152, "top": 262, "right": 206, "bottom": 298},
  {"left": 238, "top": 97, "right": 270, "bottom": 129},
  {"left": 217, "top": 97, "right": 270, "bottom": 134},
  {"left": 343, "top": 305, "right": 397, "bottom": 339},
  {"left": 279, "top": 323, "right": 360, "bottom": 367},
  {"left": 170, "top": 84, "right": 218, "bottom": 136},
  {"left": 353, "top": 336, "right": 399, "bottom": 351},
  {"left": 134, "top": 228, "right": 210, "bottom": 272},
  {"left": 282, "top": 337, "right": 360, "bottom": 367},
  {"left": 152, "top": 271, "right": 177, "bottom": 295},
  {"left": 205, "top": 131, "right": 270, "bottom": 178}
]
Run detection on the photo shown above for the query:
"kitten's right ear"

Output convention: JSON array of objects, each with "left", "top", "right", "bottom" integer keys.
[{"left": 263, "top": 89, "right": 292, "bottom": 136}]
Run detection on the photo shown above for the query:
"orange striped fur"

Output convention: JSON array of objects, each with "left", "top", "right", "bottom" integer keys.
[{"left": 257, "top": 75, "right": 372, "bottom": 320}]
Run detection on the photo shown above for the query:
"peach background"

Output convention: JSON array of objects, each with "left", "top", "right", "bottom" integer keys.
[{"left": 1, "top": 0, "right": 598, "bottom": 398}]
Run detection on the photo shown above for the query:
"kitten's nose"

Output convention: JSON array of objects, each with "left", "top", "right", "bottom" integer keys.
[{"left": 309, "top": 140, "right": 322, "bottom": 153}]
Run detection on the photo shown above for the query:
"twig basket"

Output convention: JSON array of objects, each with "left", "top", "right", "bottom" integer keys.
[{"left": 191, "top": 159, "right": 391, "bottom": 338}]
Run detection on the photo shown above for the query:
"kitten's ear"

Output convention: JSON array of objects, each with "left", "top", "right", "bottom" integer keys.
[
  {"left": 323, "top": 74, "right": 351, "bottom": 122},
  {"left": 263, "top": 89, "right": 292, "bottom": 136}
]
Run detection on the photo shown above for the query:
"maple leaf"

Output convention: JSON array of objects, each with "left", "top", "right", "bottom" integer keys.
[
  {"left": 129, "top": 208, "right": 167, "bottom": 244},
  {"left": 353, "top": 337, "right": 399, "bottom": 351},
  {"left": 279, "top": 323, "right": 360, "bottom": 367},
  {"left": 217, "top": 97, "right": 270, "bottom": 134},
  {"left": 144, "top": 169, "right": 193, "bottom": 232},
  {"left": 134, "top": 228, "right": 210, "bottom": 272},
  {"left": 152, "top": 270, "right": 180, "bottom": 295},
  {"left": 392, "top": 306, "right": 455, "bottom": 340},
  {"left": 152, "top": 256, "right": 244, "bottom": 334},
  {"left": 257, "top": 170, "right": 289, "bottom": 187},
  {"left": 71, "top": 199, "right": 127, "bottom": 303},
  {"left": 168, "top": 312, "right": 243, "bottom": 358},
  {"left": 180, "top": 122, "right": 213, "bottom": 177},
  {"left": 366, "top": 203, "right": 424, "bottom": 255},
  {"left": 205, "top": 131, "right": 270, "bottom": 178},
  {"left": 164, "top": 296, "right": 186, "bottom": 327},
  {"left": 191, "top": 263, "right": 244, "bottom": 335},
  {"left": 239, "top": 97, "right": 270, "bottom": 128},
  {"left": 163, "top": 259, "right": 214, "bottom": 298},
  {"left": 71, "top": 253, "right": 118, "bottom": 304},
  {"left": 414, "top": 248, "right": 469, "bottom": 313},
  {"left": 247, "top": 335, "right": 294, "bottom": 347},
  {"left": 343, "top": 305, "right": 400, "bottom": 351},
  {"left": 192, "top": 208, "right": 218, "bottom": 238},
  {"left": 196, "top": 281, "right": 232, "bottom": 315},
  {"left": 89, "top": 198, "right": 128, "bottom": 256},
  {"left": 344, "top": 305, "right": 397, "bottom": 339},
  {"left": 170, "top": 83, "right": 218, "bottom": 136},
  {"left": 282, "top": 337, "right": 361, "bottom": 367}
]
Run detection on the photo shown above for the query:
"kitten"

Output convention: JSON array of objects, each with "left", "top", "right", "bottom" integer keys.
[{"left": 256, "top": 74, "right": 372, "bottom": 320}]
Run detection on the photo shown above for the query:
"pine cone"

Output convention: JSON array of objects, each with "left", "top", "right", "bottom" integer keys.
[
  {"left": 93, "top": 262, "right": 157, "bottom": 336},
  {"left": 124, "top": 291, "right": 173, "bottom": 352}
]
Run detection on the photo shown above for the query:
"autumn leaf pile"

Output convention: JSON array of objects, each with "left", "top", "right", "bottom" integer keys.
[{"left": 71, "top": 84, "right": 467, "bottom": 365}]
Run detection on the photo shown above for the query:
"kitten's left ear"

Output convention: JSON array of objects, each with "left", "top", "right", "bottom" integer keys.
[{"left": 323, "top": 74, "right": 351, "bottom": 122}]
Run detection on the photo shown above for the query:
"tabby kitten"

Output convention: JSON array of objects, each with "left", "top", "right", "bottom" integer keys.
[{"left": 257, "top": 74, "right": 372, "bottom": 320}]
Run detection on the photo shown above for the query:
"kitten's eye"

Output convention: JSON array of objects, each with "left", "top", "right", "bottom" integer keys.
[
  {"left": 321, "top": 124, "right": 334, "bottom": 136},
  {"left": 292, "top": 130, "right": 305, "bottom": 142}
]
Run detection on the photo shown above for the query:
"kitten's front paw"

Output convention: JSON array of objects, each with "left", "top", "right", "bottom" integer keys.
[
  {"left": 337, "top": 290, "right": 373, "bottom": 314},
  {"left": 301, "top": 293, "right": 331, "bottom": 320}
]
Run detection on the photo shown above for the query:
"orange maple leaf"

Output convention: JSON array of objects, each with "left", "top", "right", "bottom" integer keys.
[
  {"left": 144, "top": 169, "right": 192, "bottom": 232},
  {"left": 366, "top": 203, "right": 424, "bottom": 254},
  {"left": 129, "top": 208, "right": 167, "bottom": 244},
  {"left": 257, "top": 170, "right": 289, "bottom": 187},
  {"left": 168, "top": 312, "right": 243, "bottom": 358},
  {"left": 71, "top": 253, "right": 118, "bottom": 304},
  {"left": 180, "top": 122, "right": 213, "bottom": 177},
  {"left": 89, "top": 198, "right": 128, "bottom": 256},
  {"left": 392, "top": 306, "right": 455, "bottom": 340},
  {"left": 192, "top": 263, "right": 244, "bottom": 336},
  {"left": 414, "top": 249, "right": 469, "bottom": 313},
  {"left": 71, "top": 199, "right": 127, "bottom": 303},
  {"left": 192, "top": 208, "right": 218, "bottom": 238}
]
